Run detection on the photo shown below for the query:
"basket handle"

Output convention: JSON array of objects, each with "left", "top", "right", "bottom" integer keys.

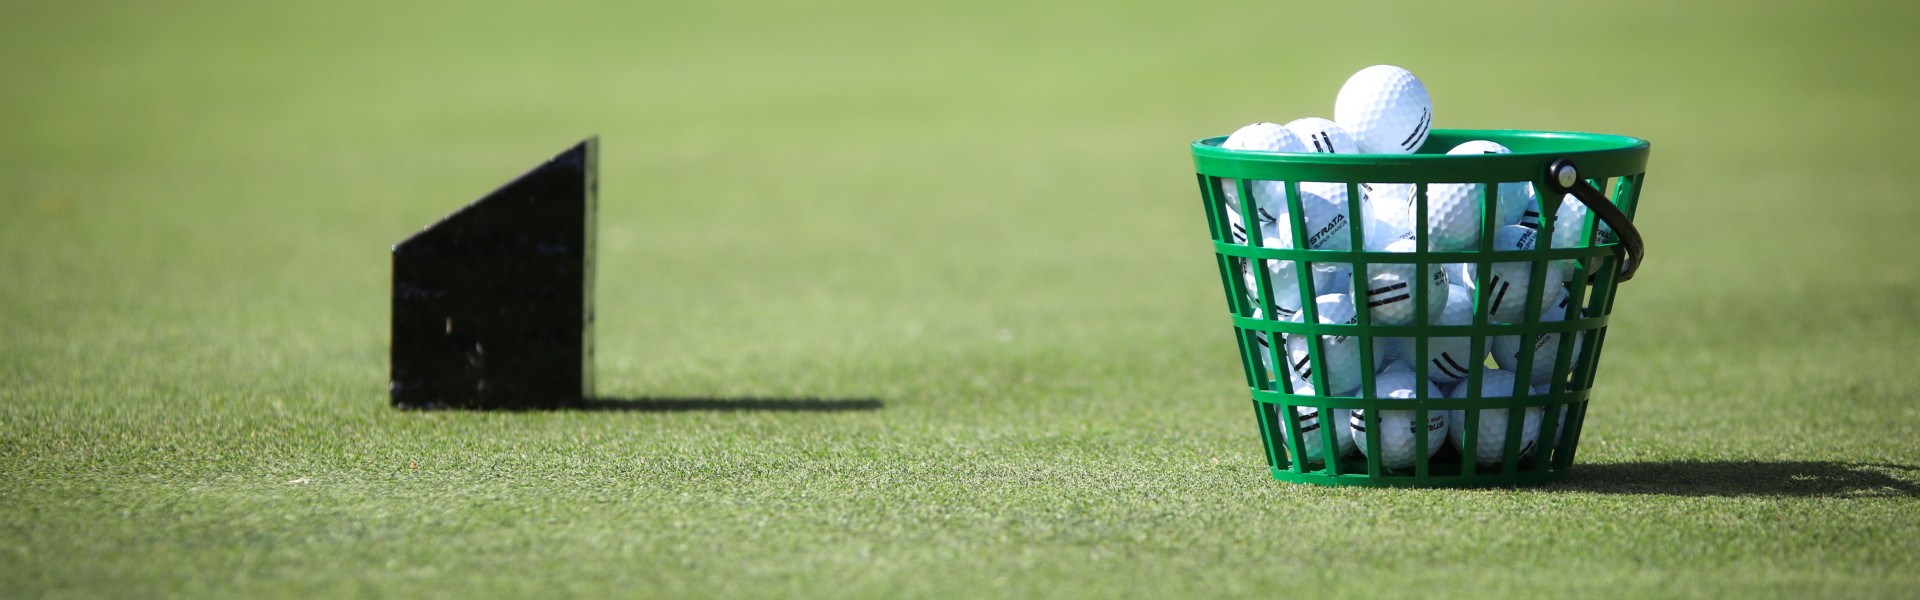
[{"left": 1545, "top": 158, "right": 1644, "bottom": 282}]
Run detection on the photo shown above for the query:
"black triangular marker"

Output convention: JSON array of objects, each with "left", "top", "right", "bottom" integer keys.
[{"left": 390, "top": 137, "right": 597, "bottom": 409}]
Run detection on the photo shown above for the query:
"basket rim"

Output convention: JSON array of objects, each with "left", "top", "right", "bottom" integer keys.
[
  {"left": 1252, "top": 387, "right": 1591, "bottom": 411},
  {"left": 1192, "top": 128, "right": 1650, "bottom": 182}
]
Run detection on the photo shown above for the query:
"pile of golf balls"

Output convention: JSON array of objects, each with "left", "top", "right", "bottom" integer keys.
[{"left": 1228, "top": 65, "right": 1609, "bottom": 469}]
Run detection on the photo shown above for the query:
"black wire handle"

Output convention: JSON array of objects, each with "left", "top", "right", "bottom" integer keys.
[{"left": 1544, "top": 158, "right": 1644, "bottom": 282}]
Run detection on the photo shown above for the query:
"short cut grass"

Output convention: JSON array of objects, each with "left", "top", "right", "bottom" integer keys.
[{"left": 3, "top": 0, "right": 1918, "bottom": 597}]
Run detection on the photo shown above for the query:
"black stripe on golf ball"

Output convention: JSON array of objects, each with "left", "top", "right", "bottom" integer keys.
[
  {"left": 1315, "top": 132, "right": 1337, "bottom": 153},
  {"left": 1366, "top": 282, "right": 1410, "bottom": 308},
  {"left": 1293, "top": 410, "right": 1320, "bottom": 434},
  {"left": 1488, "top": 276, "right": 1510, "bottom": 316},
  {"left": 1401, "top": 108, "right": 1432, "bottom": 151}
]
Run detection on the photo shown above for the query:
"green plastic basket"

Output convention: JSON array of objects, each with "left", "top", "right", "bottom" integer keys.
[{"left": 1191, "top": 128, "right": 1650, "bottom": 487}]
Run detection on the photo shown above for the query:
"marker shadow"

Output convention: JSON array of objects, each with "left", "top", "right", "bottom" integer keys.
[{"left": 580, "top": 397, "right": 884, "bottom": 413}]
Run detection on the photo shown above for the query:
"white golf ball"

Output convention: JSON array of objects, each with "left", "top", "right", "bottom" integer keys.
[
  {"left": 1493, "top": 290, "right": 1585, "bottom": 386},
  {"left": 1300, "top": 181, "right": 1360, "bottom": 209},
  {"left": 1217, "top": 123, "right": 1307, "bottom": 211},
  {"left": 1361, "top": 193, "right": 1415, "bottom": 250},
  {"left": 1232, "top": 209, "right": 1347, "bottom": 319},
  {"left": 1442, "top": 262, "right": 1473, "bottom": 289},
  {"left": 1299, "top": 182, "right": 1366, "bottom": 231},
  {"left": 1446, "top": 369, "right": 1543, "bottom": 466},
  {"left": 1372, "top": 337, "right": 1407, "bottom": 372},
  {"left": 1276, "top": 380, "right": 1356, "bottom": 464},
  {"left": 1286, "top": 117, "right": 1361, "bottom": 155},
  {"left": 1313, "top": 261, "right": 1349, "bottom": 293},
  {"left": 1285, "top": 293, "right": 1364, "bottom": 395},
  {"left": 1225, "top": 204, "right": 1252, "bottom": 245},
  {"left": 1365, "top": 182, "right": 1416, "bottom": 207},
  {"left": 1222, "top": 122, "right": 1305, "bottom": 153},
  {"left": 1367, "top": 332, "right": 1397, "bottom": 375},
  {"left": 1422, "top": 178, "right": 1483, "bottom": 251},
  {"left": 1412, "top": 283, "right": 1484, "bottom": 384},
  {"left": 1262, "top": 187, "right": 1353, "bottom": 253},
  {"left": 1550, "top": 194, "right": 1616, "bottom": 250},
  {"left": 1357, "top": 238, "right": 1449, "bottom": 326},
  {"left": 1517, "top": 206, "right": 1542, "bottom": 230},
  {"left": 1351, "top": 367, "right": 1448, "bottom": 469},
  {"left": 1242, "top": 261, "right": 1304, "bottom": 321},
  {"left": 1283, "top": 119, "right": 1363, "bottom": 216},
  {"left": 1316, "top": 263, "right": 1351, "bottom": 298},
  {"left": 1445, "top": 140, "right": 1538, "bottom": 228},
  {"left": 1333, "top": 65, "right": 1434, "bottom": 154},
  {"left": 1548, "top": 194, "right": 1618, "bottom": 278},
  {"left": 1472, "top": 224, "right": 1563, "bottom": 323},
  {"left": 1234, "top": 214, "right": 1310, "bottom": 320}
]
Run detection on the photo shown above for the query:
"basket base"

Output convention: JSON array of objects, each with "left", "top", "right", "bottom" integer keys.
[{"left": 1269, "top": 449, "right": 1574, "bottom": 487}]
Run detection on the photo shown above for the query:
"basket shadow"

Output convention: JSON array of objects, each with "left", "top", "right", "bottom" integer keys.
[
  {"left": 579, "top": 396, "right": 884, "bottom": 413},
  {"left": 1552, "top": 461, "right": 1920, "bottom": 498}
]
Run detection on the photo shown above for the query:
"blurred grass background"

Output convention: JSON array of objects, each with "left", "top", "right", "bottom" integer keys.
[{"left": 3, "top": 0, "right": 1918, "bottom": 597}]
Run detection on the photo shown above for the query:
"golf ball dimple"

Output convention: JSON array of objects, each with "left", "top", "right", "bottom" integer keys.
[
  {"left": 1551, "top": 194, "right": 1617, "bottom": 250},
  {"left": 1351, "top": 367, "right": 1448, "bottom": 469},
  {"left": 1285, "top": 293, "right": 1364, "bottom": 395},
  {"left": 1445, "top": 140, "right": 1537, "bottom": 228},
  {"left": 1333, "top": 65, "right": 1433, "bottom": 155},
  {"left": 1422, "top": 179, "right": 1483, "bottom": 251},
  {"left": 1366, "top": 182, "right": 1415, "bottom": 206},
  {"left": 1446, "top": 369, "right": 1543, "bottom": 466}
]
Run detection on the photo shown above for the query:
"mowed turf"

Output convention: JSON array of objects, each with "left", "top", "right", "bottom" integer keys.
[{"left": 3, "top": 0, "right": 1918, "bottom": 597}]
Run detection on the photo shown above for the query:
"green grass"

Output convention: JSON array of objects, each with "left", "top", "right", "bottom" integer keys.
[{"left": 4, "top": 0, "right": 1919, "bottom": 597}]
